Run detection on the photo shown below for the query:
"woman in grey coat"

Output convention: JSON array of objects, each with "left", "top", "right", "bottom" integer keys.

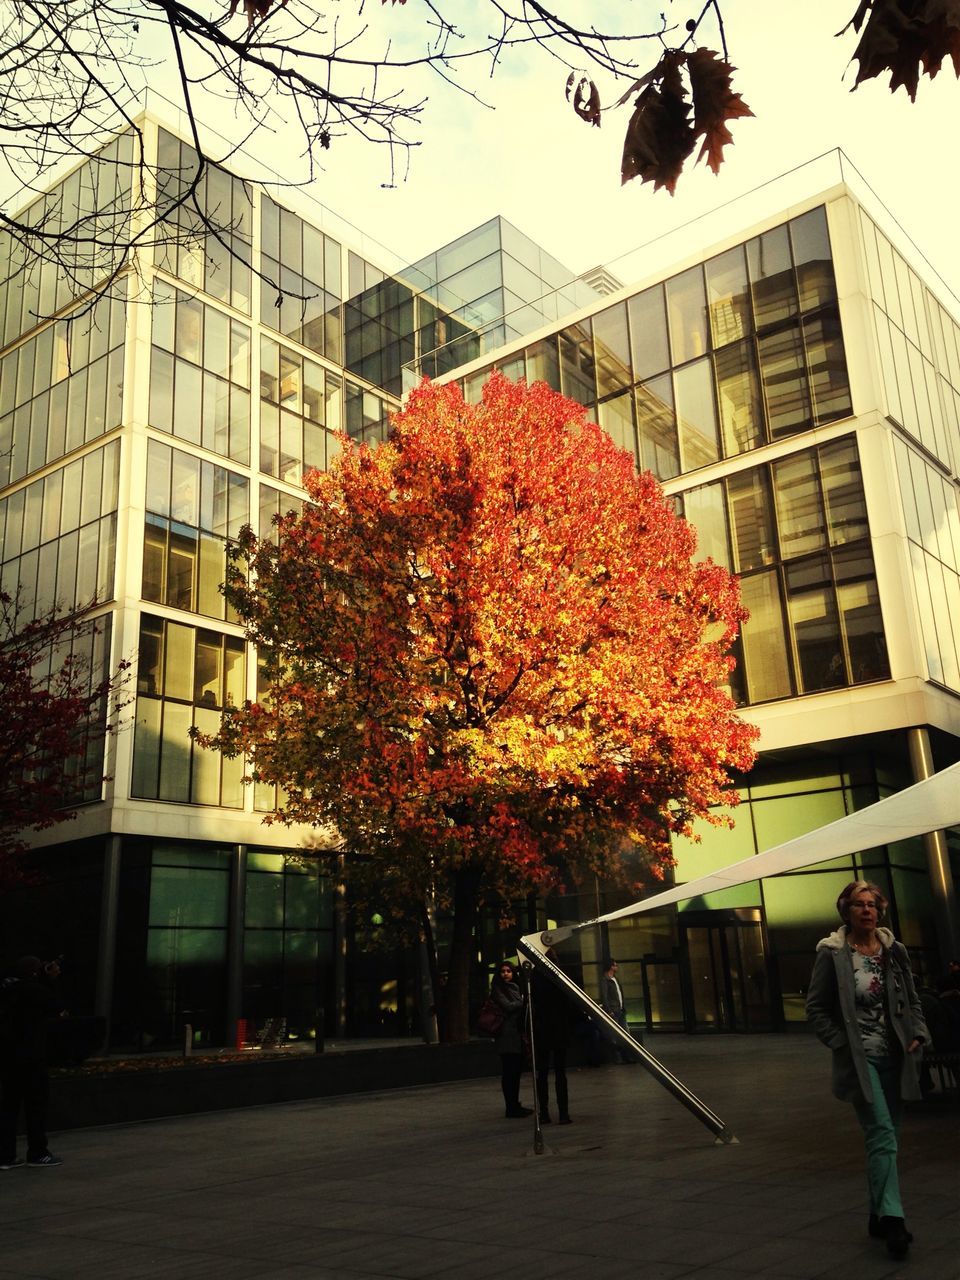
[
  {"left": 805, "top": 880, "right": 928, "bottom": 1260},
  {"left": 490, "top": 961, "right": 530, "bottom": 1119}
]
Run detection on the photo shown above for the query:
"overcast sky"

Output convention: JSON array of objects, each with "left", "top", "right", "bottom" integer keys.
[{"left": 232, "top": 0, "right": 960, "bottom": 303}]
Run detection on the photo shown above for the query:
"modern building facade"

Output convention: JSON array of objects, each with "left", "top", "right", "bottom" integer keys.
[{"left": 1, "top": 121, "right": 957, "bottom": 1048}]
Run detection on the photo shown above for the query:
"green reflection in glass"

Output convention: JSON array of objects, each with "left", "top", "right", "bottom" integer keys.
[
  {"left": 245, "top": 870, "right": 285, "bottom": 927},
  {"left": 149, "top": 866, "right": 229, "bottom": 927}
]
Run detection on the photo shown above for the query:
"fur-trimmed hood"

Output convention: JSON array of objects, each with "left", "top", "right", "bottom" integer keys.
[{"left": 815, "top": 925, "right": 895, "bottom": 952}]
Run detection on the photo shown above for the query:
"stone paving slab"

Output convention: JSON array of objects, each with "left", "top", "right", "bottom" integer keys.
[{"left": 0, "top": 1034, "right": 956, "bottom": 1280}]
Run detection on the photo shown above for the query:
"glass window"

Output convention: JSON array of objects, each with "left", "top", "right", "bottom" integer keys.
[
  {"left": 773, "top": 453, "right": 826, "bottom": 559},
  {"left": 143, "top": 516, "right": 167, "bottom": 603},
  {"left": 666, "top": 266, "right": 708, "bottom": 364},
  {"left": 149, "top": 864, "right": 229, "bottom": 927},
  {"left": 747, "top": 225, "right": 797, "bottom": 329},
  {"left": 833, "top": 544, "right": 889, "bottom": 683},
  {"left": 163, "top": 621, "right": 194, "bottom": 702},
  {"left": 167, "top": 524, "right": 197, "bottom": 610},
  {"left": 683, "top": 482, "right": 730, "bottom": 568},
  {"left": 131, "top": 698, "right": 161, "bottom": 797},
  {"left": 171, "top": 452, "right": 199, "bottom": 525},
  {"left": 803, "top": 308, "right": 852, "bottom": 425},
  {"left": 559, "top": 324, "right": 595, "bottom": 407},
  {"left": 593, "top": 303, "right": 632, "bottom": 394},
  {"left": 705, "top": 245, "right": 751, "bottom": 348},
  {"left": 635, "top": 373, "right": 678, "bottom": 480},
  {"left": 876, "top": 232, "right": 903, "bottom": 331},
  {"left": 158, "top": 701, "right": 193, "bottom": 801},
  {"left": 715, "top": 340, "right": 763, "bottom": 456},
  {"left": 739, "top": 570, "right": 792, "bottom": 702},
  {"left": 821, "top": 438, "right": 869, "bottom": 546},
  {"left": 628, "top": 286, "right": 670, "bottom": 380},
  {"left": 727, "top": 468, "right": 776, "bottom": 572},
  {"left": 790, "top": 208, "right": 836, "bottom": 312},
  {"left": 150, "top": 349, "right": 174, "bottom": 434},
  {"left": 785, "top": 555, "right": 844, "bottom": 692},
  {"left": 758, "top": 324, "right": 811, "bottom": 436},
  {"left": 598, "top": 391, "right": 637, "bottom": 462},
  {"left": 675, "top": 359, "right": 719, "bottom": 470}
]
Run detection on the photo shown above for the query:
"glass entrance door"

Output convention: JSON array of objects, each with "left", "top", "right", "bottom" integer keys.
[{"left": 681, "top": 910, "right": 775, "bottom": 1031}]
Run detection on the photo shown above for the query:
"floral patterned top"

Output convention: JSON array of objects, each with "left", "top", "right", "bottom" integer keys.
[{"left": 850, "top": 948, "right": 890, "bottom": 1058}]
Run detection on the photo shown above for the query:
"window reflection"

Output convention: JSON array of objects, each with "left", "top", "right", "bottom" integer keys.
[
  {"left": 636, "top": 374, "right": 678, "bottom": 479},
  {"left": 666, "top": 266, "right": 709, "bottom": 365},
  {"left": 132, "top": 614, "right": 246, "bottom": 806},
  {"left": 728, "top": 468, "right": 776, "bottom": 572},
  {"left": 675, "top": 358, "right": 719, "bottom": 470}
]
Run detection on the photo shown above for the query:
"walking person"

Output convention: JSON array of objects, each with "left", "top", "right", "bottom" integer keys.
[
  {"left": 0, "top": 956, "right": 66, "bottom": 1170},
  {"left": 600, "top": 957, "right": 637, "bottom": 1061},
  {"left": 805, "top": 881, "right": 928, "bottom": 1259},
  {"left": 490, "top": 960, "right": 531, "bottom": 1119},
  {"left": 531, "top": 949, "right": 573, "bottom": 1125}
]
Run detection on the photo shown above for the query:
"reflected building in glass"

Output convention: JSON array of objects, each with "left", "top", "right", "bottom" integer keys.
[{"left": 1, "top": 121, "right": 957, "bottom": 1047}]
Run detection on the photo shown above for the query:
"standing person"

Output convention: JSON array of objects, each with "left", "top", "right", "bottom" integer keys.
[
  {"left": 805, "top": 881, "right": 928, "bottom": 1260},
  {"left": 600, "top": 957, "right": 637, "bottom": 1061},
  {"left": 0, "top": 956, "right": 66, "bottom": 1170},
  {"left": 490, "top": 961, "right": 531, "bottom": 1119},
  {"left": 531, "top": 949, "right": 573, "bottom": 1125}
]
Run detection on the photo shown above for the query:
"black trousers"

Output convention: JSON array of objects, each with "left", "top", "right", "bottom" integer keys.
[
  {"left": 0, "top": 1059, "right": 49, "bottom": 1162},
  {"left": 536, "top": 1045, "right": 569, "bottom": 1119},
  {"left": 499, "top": 1052, "right": 523, "bottom": 1112}
]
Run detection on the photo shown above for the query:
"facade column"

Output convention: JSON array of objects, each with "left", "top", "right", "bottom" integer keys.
[
  {"left": 226, "top": 844, "right": 247, "bottom": 1048},
  {"left": 94, "top": 835, "right": 122, "bottom": 1051},
  {"left": 334, "top": 856, "right": 347, "bottom": 1036},
  {"left": 907, "top": 727, "right": 960, "bottom": 963}
]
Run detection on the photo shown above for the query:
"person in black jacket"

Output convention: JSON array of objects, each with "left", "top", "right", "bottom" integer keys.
[
  {"left": 490, "top": 961, "right": 531, "bottom": 1119},
  {"left": 531, "top": 949, "right": 573, "bottom": 1124},
  {"left": 0, "top": 956, "right": 65, "bottom": 1169}
]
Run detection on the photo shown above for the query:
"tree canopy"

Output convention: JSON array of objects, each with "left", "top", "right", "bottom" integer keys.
[{"left": 204, "top": 374, "right": 757, "bottom": 1038}]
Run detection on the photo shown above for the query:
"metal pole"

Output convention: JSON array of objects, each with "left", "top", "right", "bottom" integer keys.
[
  {"left": 907, "top": 727, "right": 960, "bottom": 963},
  {"left": 94, "top": 834, "right": 122, "bottom": 1054},
  {"left": 518, "top": 939, "right": 737, "bottom": 1145},
  {"left": 225, "top": 844, "right": 247, "bottom": 1050},
  {"left": 522, "top": 963, "right": 545, "bottom": 1155}
]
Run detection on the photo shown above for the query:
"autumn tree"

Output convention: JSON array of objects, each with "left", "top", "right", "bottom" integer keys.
[
  {"left": 0, "top": 592, "right": 130, "bottom": 879},
  {"left": 203, "top": 374, "right": 756, "bottom": 1041}
]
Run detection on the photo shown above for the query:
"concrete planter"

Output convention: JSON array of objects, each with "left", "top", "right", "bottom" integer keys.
[{"left": 49, "top": 1040, "right": 500, "bottom": 1130}]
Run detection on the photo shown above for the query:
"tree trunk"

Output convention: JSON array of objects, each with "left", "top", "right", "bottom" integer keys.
[{"left": 440, "top": 865, "right": 482, "bottom": 1043}]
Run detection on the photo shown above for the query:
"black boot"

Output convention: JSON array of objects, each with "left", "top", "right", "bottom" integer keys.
[
  {"left": 881, "top": 1216, "right": 912, "bottom": 1259},
  {"left": 870, "top": 1214, "right": 912, "bottom": 1244}
]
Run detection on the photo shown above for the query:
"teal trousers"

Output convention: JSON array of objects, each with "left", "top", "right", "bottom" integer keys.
[{"left": 852, "top": 1056, "right": 903, "bottom": 1219}]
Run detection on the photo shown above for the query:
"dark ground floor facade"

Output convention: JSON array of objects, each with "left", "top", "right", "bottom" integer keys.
[{"left": 3, "top": 727, "right": 958, "bottom": 1053}]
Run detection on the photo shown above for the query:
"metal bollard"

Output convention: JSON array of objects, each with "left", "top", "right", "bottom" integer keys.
[{"left": 184, "top": 1023, "right": 193, "bottom": 1057}]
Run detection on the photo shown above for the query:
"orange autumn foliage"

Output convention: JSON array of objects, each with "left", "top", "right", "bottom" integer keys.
[{"left": 211, "top": 375, "right": 755, "bottom": 912}]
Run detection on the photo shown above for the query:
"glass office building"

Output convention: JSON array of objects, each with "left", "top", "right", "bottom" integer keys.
[{"left": 1, "top": 120, "right": 957, "bottom": 1047}]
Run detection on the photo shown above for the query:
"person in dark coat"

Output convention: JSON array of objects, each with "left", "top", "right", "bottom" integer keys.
[
  {"left": 0, "top": 956, "right": 65, "bottom": 1169},
  {"left": 531, "top": 950, "right": 573, "bottom": 1124},
  {"left": 805, "top": 881, "right": 927, "bottom": 1260},
  {"left": 490, "top": 961, "right": 531, "bottom": 1119}
]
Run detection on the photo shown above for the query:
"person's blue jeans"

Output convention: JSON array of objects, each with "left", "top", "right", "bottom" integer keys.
[{"left": 852, "top": 1056, "right": 903, "bottom": 1219}]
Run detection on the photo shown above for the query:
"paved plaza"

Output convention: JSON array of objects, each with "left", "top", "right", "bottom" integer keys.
[{"left": 0, "top": 1035, "right": 957, "bottom": 1279}]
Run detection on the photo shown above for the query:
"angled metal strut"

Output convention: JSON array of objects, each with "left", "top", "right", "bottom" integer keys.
[{"left": 518, "top": 935, "right": 738, "bottom": 1146}]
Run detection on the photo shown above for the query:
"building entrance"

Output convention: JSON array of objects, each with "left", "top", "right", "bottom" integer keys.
[{"left": 680, "top": 909, "right": 776, "bottom": 1031}]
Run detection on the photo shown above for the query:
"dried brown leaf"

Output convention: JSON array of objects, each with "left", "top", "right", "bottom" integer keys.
[
  {"left": 566, "top": 73, "right": 602, "bottom": 127},
  {"left": 845, "top": 0, "right": 960, "bottom": 100},
  {"left": 621, "top": 54, "right": 696, "bottom": 193},
  {"left": 686, "top": 48, "right": 754, "bottom": 175}
]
